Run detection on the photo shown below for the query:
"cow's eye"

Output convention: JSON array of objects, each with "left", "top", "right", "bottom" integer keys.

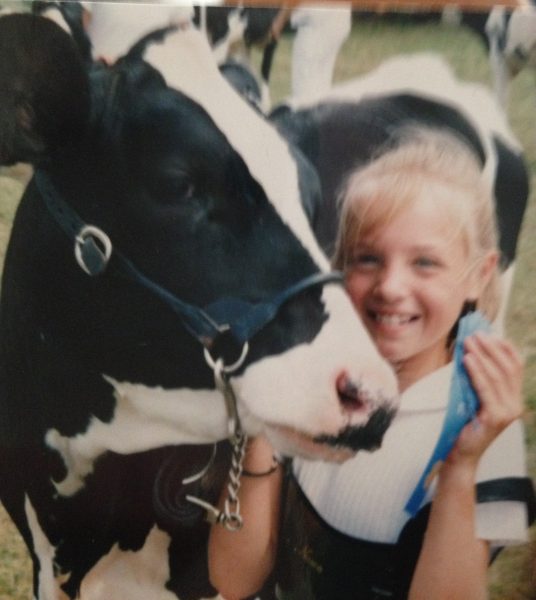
[{"left": 156, "top": 175, "right": 195, "bottom": 203}]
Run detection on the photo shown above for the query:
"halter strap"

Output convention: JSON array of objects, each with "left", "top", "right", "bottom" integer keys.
[{"left": 35, "top": 169, "right": 344, "bottom": 349}]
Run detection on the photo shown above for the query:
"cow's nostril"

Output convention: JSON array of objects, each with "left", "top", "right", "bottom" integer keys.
[{"left": 336, "top": 372, "right": 366, "bottom": 413}]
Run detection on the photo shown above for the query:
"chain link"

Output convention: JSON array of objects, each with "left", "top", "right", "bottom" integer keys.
[
  {"left": 221, "top": 427, "right": 247, "bottom": 530},
  {"left": 185, "top": 355, "right": 248, "bottom": 531}
]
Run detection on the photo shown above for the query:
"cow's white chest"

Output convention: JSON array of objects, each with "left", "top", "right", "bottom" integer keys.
[{"left": 45, "top": 378, "right": 234, "bottom": 496}]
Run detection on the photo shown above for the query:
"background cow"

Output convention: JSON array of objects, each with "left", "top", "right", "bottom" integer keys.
[
  {"left": 270, "top": 53, "right": 529, "bottom": 329},
  {"left": 194, "top": 5, "right": 279, "bottom": 81},
  {"left": 354, "top": 4, "right": 536, "bottom": 109},
  {"left": 0, "top": 13, "right": 398, "bottom": 600},
  {"left": 435, "top": 2, "right": 536, "bottom": 108}
]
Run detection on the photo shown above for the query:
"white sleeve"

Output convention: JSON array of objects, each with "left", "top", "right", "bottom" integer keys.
[
  {"left": 475, "top": 419, "right": 532, "bottom": 545},
  {"left": 476, "top": 501, "right": 527, "bottom": 546}
]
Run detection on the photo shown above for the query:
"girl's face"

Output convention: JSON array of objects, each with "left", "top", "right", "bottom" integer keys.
[{"left": 345, "top": 183, "right": 484, "bottom": 389}]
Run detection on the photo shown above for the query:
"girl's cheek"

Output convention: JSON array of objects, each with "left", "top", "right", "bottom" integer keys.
[
  {"left": 345, "top": 277, "right": 363, "bottom": 309},
  {"left": 349, "top": 291, "right": 368, "bottom": 319}
]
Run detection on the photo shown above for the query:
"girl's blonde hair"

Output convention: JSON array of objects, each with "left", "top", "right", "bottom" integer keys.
[{"left": 333, "top": 127, "right": 501, "bottom": 321}]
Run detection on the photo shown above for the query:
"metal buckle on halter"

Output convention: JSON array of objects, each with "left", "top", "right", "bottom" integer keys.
[{"left": 74, "top": 225, "right": 112, "bottom": 276}]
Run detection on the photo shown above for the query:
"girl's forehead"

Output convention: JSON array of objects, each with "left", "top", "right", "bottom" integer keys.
[
  {"left": 361, "top": 177, "right": 468, "bottom": 227},
  {"left": 353, "top": 186, "right": 471, "bottom": 261}
]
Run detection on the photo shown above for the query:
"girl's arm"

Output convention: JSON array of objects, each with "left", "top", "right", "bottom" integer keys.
[
  {"left": 409, "top": 333, "right": 524, "bottom": 600},
  {"left": 208, "top": 435, "right": 283, "bottom": 600}
]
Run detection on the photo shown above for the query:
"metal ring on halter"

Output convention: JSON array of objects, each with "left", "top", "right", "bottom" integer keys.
[
  {"left": 74, "top": 225, "right": 112, "bottom": 275},
  {"left": 223, "top": 512, "right": 243, "bottom": 532},
  {"left": 203, "top": 341, "right": 249, "bottom": 375},
  {"left": 223, "top": 496, "right": 243, "bottom": 531}
]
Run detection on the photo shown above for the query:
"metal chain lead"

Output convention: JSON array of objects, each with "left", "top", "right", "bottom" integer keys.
[
  {"left": 221, "top": 425, "right": 247, "bottom": 531},
  {"left": 214, "top": 357, "right": 248, "bottom": 531},
  {"left": 186, "top": 353, "right": 248, "bottom": 531}
]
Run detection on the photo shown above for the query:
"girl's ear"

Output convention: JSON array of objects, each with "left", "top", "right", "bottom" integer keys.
[{"left": 469, "top": 251, "right": 499, "bottom": 300}]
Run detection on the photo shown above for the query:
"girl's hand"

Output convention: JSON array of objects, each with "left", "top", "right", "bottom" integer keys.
[{"left": 449, "top": 333, "right": 524, "bottom": 467}]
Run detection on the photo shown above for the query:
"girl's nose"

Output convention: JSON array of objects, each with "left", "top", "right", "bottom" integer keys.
[{"left": 373, "top": 264, "right": 407, "bottom": 300}]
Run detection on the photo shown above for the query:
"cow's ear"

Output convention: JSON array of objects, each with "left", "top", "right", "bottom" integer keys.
[
  {"left": 0, "top": 97, "right": 45, "bottom": 167},
  {"left": 12, "top": 100, "right": 48, "bottom": 164},
  {"left": 0, "top": 13, "right": 90, "bottom": 165}
]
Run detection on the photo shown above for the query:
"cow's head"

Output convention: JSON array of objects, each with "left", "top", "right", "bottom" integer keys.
[{"left": 0, "top": 14, "right": 398, "bottom": 465}]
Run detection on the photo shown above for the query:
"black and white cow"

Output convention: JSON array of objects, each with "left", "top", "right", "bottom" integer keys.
[
  {"left": 482, "top": 2, "right": 536, "bottom": 108},
  {"left": 0, "top": 13, "right": 398, "bottom": 600},
  {"left": 195, "top": 4, "right": 278, "bottom": 112},
  {"left": 32, "top": 0, "right": 273, "bottom": 111},
  {"left": 356, "top": 4, "right": 536, "bottom": 109},
  {"left": 270, "top": 53, "right": 529, "bottom": 328},
  {"left": 195, "top": 5, "right": 279, "bottom": 79},
  {"left": 440, "top": 2, "right": 536, "bottom": 108}
]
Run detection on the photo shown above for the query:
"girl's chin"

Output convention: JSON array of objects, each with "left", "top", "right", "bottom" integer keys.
[{"left": 374, "top": 344, "right": 408, "bottom": 365}]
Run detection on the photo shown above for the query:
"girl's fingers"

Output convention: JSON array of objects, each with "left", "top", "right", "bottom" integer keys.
[
  {"left": 464, "top": 334, "right": 523, "bottom": 383},
  {"left": 463, "top": 334, "right": 523, "bottom": 424},
  {"left": 463, "top": 352, "right": 501, "bottom": 412}
]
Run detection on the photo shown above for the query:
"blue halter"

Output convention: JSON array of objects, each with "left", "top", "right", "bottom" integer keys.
[{"left": 35, "top": 170, "right": 344, "bottom": 351}]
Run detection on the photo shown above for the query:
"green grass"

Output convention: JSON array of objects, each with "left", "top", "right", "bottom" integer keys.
[
  {"left": 0, "top": 511, "right": 31, "bottom": 600},
  {"left": 0, "top": 15, "right": 535, "bottom": 599}
]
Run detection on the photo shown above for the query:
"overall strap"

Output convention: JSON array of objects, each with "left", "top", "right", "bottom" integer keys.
[{"left": 477, "top": 476, "right": 536, "bottom": 525}]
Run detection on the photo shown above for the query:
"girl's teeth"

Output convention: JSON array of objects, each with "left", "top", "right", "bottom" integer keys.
[{"left": 376, "top": 314, "right": 410, "bottom": 326}]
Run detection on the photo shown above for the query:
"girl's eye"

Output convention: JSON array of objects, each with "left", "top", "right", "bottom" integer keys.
[
  {"left": 414, "top": 256, "right": 439, "bottom": 268},
  {"left": 351, "top": 253, "right": 381, "bottom": 269}
]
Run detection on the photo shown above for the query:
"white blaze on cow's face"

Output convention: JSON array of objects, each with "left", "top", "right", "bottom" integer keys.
[
  {"left": 143, "top": 26, "right": 325, "bottom": 265},
  {"left": 143, "top": 27, "right": 399, "bottom": 459}
]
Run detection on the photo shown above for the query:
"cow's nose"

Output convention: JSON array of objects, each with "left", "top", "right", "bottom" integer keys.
[{"left": 336, "top": 371, "right": 368, "bottom": 414}]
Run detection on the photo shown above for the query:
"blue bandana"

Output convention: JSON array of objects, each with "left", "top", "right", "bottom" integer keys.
[{"left": 404, "top": 310, "right": 492, "bottom": 517}]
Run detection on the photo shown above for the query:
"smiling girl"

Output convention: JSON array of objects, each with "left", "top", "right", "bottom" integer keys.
[{"left": 208, "top": 128, "right": 535, "bottom": 600}]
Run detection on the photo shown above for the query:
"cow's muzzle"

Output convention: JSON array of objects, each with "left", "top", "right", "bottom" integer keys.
[{"left": 313, "top": 405, "right": 396, "bottom": 452}]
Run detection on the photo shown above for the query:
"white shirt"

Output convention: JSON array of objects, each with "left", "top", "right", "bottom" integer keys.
[{"left": 294, "top": 362, "right": 529, "bottom": 546}]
